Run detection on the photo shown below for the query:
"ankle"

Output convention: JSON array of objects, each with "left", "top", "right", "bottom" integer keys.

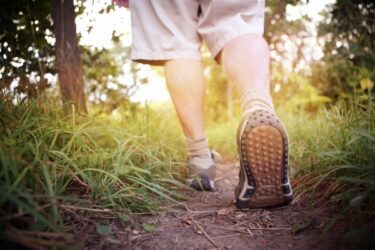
[
  {"left": 241, "top": 91, "right": 274, "bottom": 115},
  {"left": 186, "top": 137, "right": 211, "bottom": 159}
]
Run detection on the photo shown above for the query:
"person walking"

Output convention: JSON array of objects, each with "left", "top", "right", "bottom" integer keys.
[{"left": 114, "top": 0, "right": 293, "bottom": 208}]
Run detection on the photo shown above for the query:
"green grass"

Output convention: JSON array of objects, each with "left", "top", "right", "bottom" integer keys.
[
  {"left": 1, "top": 94, "right": 374, "bottom": 248},
  {"left": 206, "top": 95, "right": 374, "bottom": 213},
  {"left": 282, "top": 98, "right": 375, "bottom": 206},
  {"left": 207, "top": 96, "right": 375, "bottom": 211},
  {"left": 281, "top": 97, "right": 375, "bottom": 247},
  {"left": 206, "top": 118, "right": 238, "bottom": 160},
  {"left": 0, "top": 98, "right": 187, "bottom": 247},
  {"left": 209, "top": 95, "right": 375, "bottom": 244}
]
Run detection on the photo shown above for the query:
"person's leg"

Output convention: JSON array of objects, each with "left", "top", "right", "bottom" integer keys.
[
  {"left": 165, "top": 59, "right": 216, "bottom": 191},
  {"left": 129, "top": 0, "right": 217, "bottom": 190},
  {"left": 164, "top": 59, "right": 206, "bottom": 141},
  {"left": 220, "top": 34, "right": 273, "bottom": 111},
  {"left": 220, "top": 33, "right": 293, "bottom": 208}
]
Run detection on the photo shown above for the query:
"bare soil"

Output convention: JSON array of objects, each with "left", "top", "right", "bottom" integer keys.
[{"left": 84, "top": 163, "right": 345, "bottom": 250}]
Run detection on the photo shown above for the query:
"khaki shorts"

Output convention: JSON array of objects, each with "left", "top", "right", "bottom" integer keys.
[{"left": 130, "top": 0, "right": 265, "bottom": 65}]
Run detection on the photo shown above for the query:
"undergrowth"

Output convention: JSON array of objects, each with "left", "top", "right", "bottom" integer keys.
[
  {"left": 0, "top": 98, "right": 186, "bottom": 247},
  {"left": 283, "top": 96, "right": 375, "bottom": 247},
  {"left": 284, "top": 97, "right": 374, "bottom": 207},
  {"left": 1, "top": 94, "right": 374, "bottom": 248},
  {"left": 210, "top": 95, "right": 375, "bottom": 246}
]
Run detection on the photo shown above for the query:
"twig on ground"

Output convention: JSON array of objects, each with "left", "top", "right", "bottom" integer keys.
[
  {"left": 182, "top": 203, "right": 221, "bottom": 249},
  {"left": 247, "top": 228, "right": 253, "bottom": 238},
  {"left": 214, "top": 233, "right": 241, "bottom": 239},
  {"left": 208, "top": 224, "right": 290, "bottom": 233},
  {"left": 59, "top": 204, "right": 113, "bottom": 213},
  {"left": 192, "top": 211, "right": 218, "bottom": 220},
  {"left": 188, "top": 214, "right": 220, "bottom": 248}
]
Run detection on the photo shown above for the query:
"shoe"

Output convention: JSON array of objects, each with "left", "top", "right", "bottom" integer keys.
[
  {"left": 186, "top": 151, "right": 220, "bottom": 191},
  {"left": 235, "top": 109, "right": 293, "bottom": 208}
]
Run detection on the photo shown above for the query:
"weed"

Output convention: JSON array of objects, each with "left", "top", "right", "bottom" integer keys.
[{"left": 0, "top": 98, "right": 187, "bottom": 247}]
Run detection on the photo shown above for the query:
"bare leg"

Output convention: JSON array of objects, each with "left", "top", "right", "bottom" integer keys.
[
  {"left": 220, "top": 33, "right": 293, "bottom": 208},
  {"left": 165, "top": 34, "right": 270, "bottom": 140},
  {"left": 164, "top": 59, "right": 206, "bottom": 141},
  {"left": 220, "top": 34, "right": 273, "bottom": 107},
  {"left": 165, "top": 59, "right": 216, "bottom": 191}
]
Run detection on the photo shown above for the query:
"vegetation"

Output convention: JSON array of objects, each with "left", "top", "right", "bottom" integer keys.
[
  {"left": 0, "top": 97, "right": 186, "bottom": 247},
  {"left": 0, "top": 0, "right": 374, "bottom": 248},
  {"left": 284, "top": 96, "right": 375, "bottom": 240}
]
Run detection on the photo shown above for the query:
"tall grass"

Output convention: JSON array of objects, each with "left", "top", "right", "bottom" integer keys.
[
  {"left": 207, "top": 95, "right": 374, "bottom": 212},
  {"left": 281, "top": 96, "right": 375, "bottom": 246},
  {"left": 1, "top": 94, "right": 374, "bottom": 247},
  {"left": 206, "top": 118, "right": 237, "bottom": 160},
  {"left": 209, "top": 95, "right": 374, "bottom": 245},
  {"left": 282, "top": 98, "right": 375, "bottom": 207},
  {"left": 0, "top": 98, "right": 186, "bottom": 247}
]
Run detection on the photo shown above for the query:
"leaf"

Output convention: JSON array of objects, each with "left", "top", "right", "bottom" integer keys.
[
  {"left": 97, "top": 224, "right": 113, "bottom": 235},
  {"left": 360, "top": 78, "right": 374, "bottom": 91},
  {"left": 119, "top": 214, "right": 130, "bottom": 222},
  {"left": 142, "top": 222, "right": 155, "bottom": 232}
]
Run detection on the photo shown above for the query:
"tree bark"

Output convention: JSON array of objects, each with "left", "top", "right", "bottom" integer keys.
[{"left": 52, "top": 0, "right": 87, "bottom": 114}]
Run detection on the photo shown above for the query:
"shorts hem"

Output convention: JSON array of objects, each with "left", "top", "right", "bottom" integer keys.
[
  {"left": 209, "top": 27, "right": 264, "bottom": 59},
  {"left": 131, "top": 50, "right": 201, "bottom": 65}
]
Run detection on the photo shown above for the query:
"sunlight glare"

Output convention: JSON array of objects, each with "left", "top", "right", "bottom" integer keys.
[{"left": 76, "top": 0, "right": 170, "bottom": 104}]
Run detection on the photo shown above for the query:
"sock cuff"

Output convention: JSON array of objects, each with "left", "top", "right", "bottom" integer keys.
[
  {"left": 241, "top": 91, "right": 274, "bottom": 113},
  {"left": 186, "top": 137, "right": 211, "bottom": 158}
]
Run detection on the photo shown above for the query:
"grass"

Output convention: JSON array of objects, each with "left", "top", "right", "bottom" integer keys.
[
  {"left": 0, "top": 98, "right": 187, "bottom": 248},
  {"left": 282, "top": 97, "right": 375, "bottom": 247},
  {"left": 206, "top": 118, "right": 238, "bottom": 160},
  {"left": 209, "top": 95, "right": 375, "bottom": 246},
  {"left": 283, "top": 98, "right": 375, "bottom": 206},
  {"left": 208, "top": 96, "right": 375, "bottom": 211},
  {"left": 1, "top": 94, "right": 374, "bottom": 248}
]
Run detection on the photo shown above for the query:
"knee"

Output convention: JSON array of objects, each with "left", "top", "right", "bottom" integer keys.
[
  {"left": 221, "top": 34, "right": 270, "bottom": 65},
  {"left": 165, "top": 59, "right": 204, "bottom": 90}
]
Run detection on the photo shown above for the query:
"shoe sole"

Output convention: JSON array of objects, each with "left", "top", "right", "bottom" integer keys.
[
  {"left": 236, "top": 110, "right": 292, "bottom": 208},
  {"left": 245, "top": 126, "right": 284, "bottom": 207}
]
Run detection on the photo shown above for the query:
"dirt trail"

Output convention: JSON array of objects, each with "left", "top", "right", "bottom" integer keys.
[{"left": 89, "top": 163, "right": 342, "bottom": 250}]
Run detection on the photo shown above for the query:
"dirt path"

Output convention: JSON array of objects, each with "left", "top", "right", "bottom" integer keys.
[{"left": 88, "top": 163, "right": 343, "bottom": 250}]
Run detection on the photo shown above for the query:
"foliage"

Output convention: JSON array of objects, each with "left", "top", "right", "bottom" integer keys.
[
  {"left": 0, "top": 98, "right": 186, "bottom": 247},
  {"left": 312, "top": 0, "right": 375, "bottom": 99},
  {"left": 265, "top": 0, "right": 309, "bottom": 72},
  {"left": 0, "top": 0, "right": 54, "bottom": 97},
  {"left": 285, "top": 96, "right": 375, "bottom": 200},
  {"left": 0, "top": 0, "right": 139, "bottom": 110},
  {"left": 282, "top": 94, "right": 375, "bottom": 242},
  {"left": 81, "top": 43, "right": 149, "bottom": 113},
  {"left": 206, "top": 94, "right": 375, "bottom": 243},
  {"left": 206, "top": 117, "right": 238, "bottom": 160},
  {"left": 272, "top": 65, "right": 331, "bottom": 111},
  {"left": 202, "top": 52, "right": 241, "bottom": 123}
]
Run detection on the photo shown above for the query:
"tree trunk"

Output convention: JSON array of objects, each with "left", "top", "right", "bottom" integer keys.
[{"left": 52, "top": 0, "right": 87, "bottom": 114}]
